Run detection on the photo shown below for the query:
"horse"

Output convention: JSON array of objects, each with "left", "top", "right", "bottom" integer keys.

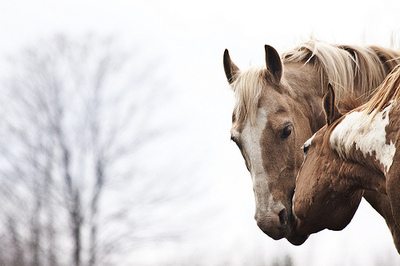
[
  {"left": 223, "top": 40, "right": 400, "bottom": 245},
  {"left": 293, "top": 65, "right": 400, "bottom": 252}
]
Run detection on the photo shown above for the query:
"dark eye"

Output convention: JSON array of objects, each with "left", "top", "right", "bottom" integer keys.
[
  {"left": 303, "top": 144, "right": 309, "bottom": 155},
  {"left": 230, "top": 135, "right": 237, "bottom": 142},
  {"left": 280, "top": 124, "right": 292, "bottom": 139},
  {"left": 231, "top": 135, "right": 242, "bottom": 149}
]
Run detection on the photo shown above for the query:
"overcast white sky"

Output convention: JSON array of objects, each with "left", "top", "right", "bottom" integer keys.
[{"left": 1, "top": 0, "right": 400, "bottom": 265}]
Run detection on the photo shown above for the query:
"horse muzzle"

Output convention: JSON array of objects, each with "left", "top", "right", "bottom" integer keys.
[
  {"left": 255, "top": 207, "right": 309, "bottom": 244},
  {"left": 255, "top": 205, "right": 288, "bottom": 240}
]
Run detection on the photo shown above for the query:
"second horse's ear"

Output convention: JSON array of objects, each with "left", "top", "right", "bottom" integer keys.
[{"left": 323, "top": 84, "right": 342, "bottom": 125}]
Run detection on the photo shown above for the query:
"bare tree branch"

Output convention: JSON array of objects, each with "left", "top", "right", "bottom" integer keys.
[{"left": 0, "top": 33, "right": 183, "bottom": 266}]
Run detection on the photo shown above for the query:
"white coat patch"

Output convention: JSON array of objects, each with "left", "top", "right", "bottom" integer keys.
[
  {"left": 330, "top": 103, "right": 396, "bottom": 174},
  {"left": 303, "top": 133, "right": 316, "bottom": 151}
]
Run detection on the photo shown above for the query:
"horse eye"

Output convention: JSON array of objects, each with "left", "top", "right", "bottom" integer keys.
[
  {"left": 303, "top": 144, "right": 310, "bottom": 155},
  {"left": 280, "top": 124, "right": 292, "bottom": 139},
  {"left": 231, "top": 135, "right": 243, "bottom": 150},
  {"left": 230, "top": 135, "right": 237, "bottom": 142}
]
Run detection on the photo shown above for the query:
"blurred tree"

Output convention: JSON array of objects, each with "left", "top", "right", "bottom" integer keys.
[
  {"left": 0, "top": 34, "right": 182, "bottom": 266},
  {"left": 271, "top": 254, "right": 294, "bottom": 266}
]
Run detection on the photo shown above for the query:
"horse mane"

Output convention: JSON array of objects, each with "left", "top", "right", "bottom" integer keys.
[
  {"left": 338, "top": 96, "right": 365, "bottom": 114},
  {"left": 362, "top": 64, "right": 400, "bottom": 115},
  {"left": 232, "top": 40, "right": 400, "bottom": 125},
  {"left": 283, "top": 41, "right": 393, "bottom": 101},
  {"left": 336, "top": 44, "right": 388, "bottom": 100},
  {"left": 370, "top": 46, "right": 400, "bottom": 74}
]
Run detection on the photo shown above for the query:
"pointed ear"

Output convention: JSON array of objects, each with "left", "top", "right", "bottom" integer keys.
[
  {"left": 223, "top": 49, "right": 240, "bottom": 84},
  {"left": 323, "top": 84, "right": 342, "bottom": 125},
  {"left": 265, "top": 45, "right": 282, "bottom": 83}
]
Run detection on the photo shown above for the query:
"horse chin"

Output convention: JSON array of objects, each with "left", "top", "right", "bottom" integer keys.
[{"left": 285, "top": 214, "right": 309, "bottom": 245}]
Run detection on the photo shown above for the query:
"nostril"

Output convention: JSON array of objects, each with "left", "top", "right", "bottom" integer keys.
[{"left": 278, "top": 208, "right": 288, "bottom": 226}]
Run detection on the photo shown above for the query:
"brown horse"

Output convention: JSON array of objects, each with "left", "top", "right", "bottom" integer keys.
[
  {"left": 223, "top": 40, "right": 400, "bottom": 245},
  {"left": 294, "top": 65, "right": 400, "bottom": 252}
]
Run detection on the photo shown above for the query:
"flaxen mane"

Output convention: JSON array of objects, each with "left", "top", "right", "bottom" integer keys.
[
  {"left": 284, "top": 41, "right": 356, "bottom": 99},
  {"left": 283, "top": 41, "right": 394, "bottom": 100},
  {"left": 232, "top": 40, "right": 400, "bottom": 125},
  {"left": 337, "top": 44, "right": 387, "bottom": 99},
  {"left": 362, "top": 64, "right": 400, "bottom": 114},
  {"left": 370, "top": 46, "right": 400, "bottom": 74}
]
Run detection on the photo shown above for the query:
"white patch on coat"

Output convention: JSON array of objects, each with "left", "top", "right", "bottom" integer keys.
[
  {"left": 330, "top": 103, "right": 396, "bottom": 174},
  {"left": 302, "top": 133, "right": 316, "bottom": 151}
]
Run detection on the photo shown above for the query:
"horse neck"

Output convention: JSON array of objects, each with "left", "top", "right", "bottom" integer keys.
[{"left": 328, "top": 112, "right": 389, "bottom": 194}]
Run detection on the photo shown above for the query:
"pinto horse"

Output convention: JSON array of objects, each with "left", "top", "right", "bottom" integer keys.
[
  {"left": 294, "top": 65, "right": 400, "bottom": 252},
  {"left": 223, "top": 40, "right": 400, "bottom": 245}
]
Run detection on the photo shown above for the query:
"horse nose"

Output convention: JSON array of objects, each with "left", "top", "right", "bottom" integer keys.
[
  {"left": 278, "top": 208, "right": 288, "bottom": 226},
  {"left": 255, "top": 206, "right": 288, "bottom": 239}
]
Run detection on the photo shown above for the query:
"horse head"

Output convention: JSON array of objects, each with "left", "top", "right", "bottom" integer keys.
[
  {"left": 223, "top": 46, "right": 317, "bottom": 244},
  {"left": 293, "top": 86, "right": 363, "bottom": 235}
]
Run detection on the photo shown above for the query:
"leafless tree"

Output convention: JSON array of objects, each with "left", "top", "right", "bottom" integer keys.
[
  {"left": 271, "top": 255, "right": 294, "bottom": 266},
  {"left": 0, "top": 33, "right": 184, "bottom": 266}
]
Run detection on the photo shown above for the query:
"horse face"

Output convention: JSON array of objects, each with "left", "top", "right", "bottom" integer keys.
[
  {"left": 293, "top": 125, "right": 363, "bottom": 235},
  {"left": 231, "top": 90, "right": 312, "bottom": 243},
  {"left": 224, "top": 47, "right": 310, "bottom": 244}
]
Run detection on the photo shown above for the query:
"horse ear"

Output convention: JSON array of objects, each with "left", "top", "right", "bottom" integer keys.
[
  {"left": 323, "top": 84, "right": 342, "bottom": 125},
  {"left": 223, "top": 49, "right": 240, "bottom": 84},
  {"left": 265, "top": 45, "right": 282, "bottom": 83}
]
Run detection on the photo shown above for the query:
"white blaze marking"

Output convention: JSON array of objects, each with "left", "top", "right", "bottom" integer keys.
[
  {"left": 330, "top": 103, "right": 396, "bottom": 174},
  {"left": 242, "top": 108, "right": 268, "bottom": 177},
  {"left": 241, "top": 108, "right": 272, "bottom": 212}
]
